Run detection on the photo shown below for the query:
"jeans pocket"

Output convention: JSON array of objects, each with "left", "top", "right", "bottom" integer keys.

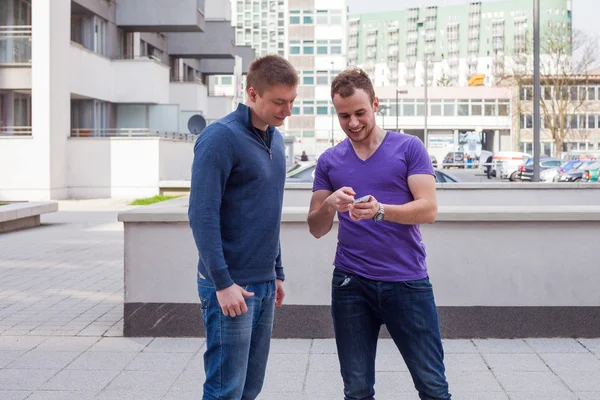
[
  {"left": 332, "top": 269, "right": 354, "bottom": 288},
  {"left": 402, "top": 277, "right": 433, "bottom": 291}
]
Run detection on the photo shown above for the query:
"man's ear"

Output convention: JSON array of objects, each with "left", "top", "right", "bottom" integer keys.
[{"left": 247, "top": 87, "right": 257, "bottom": 102}]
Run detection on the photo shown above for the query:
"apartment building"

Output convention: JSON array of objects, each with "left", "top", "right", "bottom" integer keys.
[
  {"left": 348, "top": 0, "right": 572, "bottom": 88},
  {"left": 0, "top": 0, "right": 254, "bottom": 201},
  {"left": 285, "top": 0, "right": 347, "bottom": 157}
]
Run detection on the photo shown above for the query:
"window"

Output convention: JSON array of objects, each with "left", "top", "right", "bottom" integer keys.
[
  {"left": 303, "top": 10, "right": 314, "bottom": 24},
  {"left": 471, "top": 102, "right": 482, "bottom": 116},
  {"left": 316, "top": 10, "right": 328, "bottom": 24},
  {"left": 317, "top": 40, "right": 328, "bottom": 55},
  {"left": 589, "top": 115, "right": 597, "bottom": 129},
  {"left": 292, "top": 106, "right": 300, "bottom": 115},
  {"left": 290, "top": 10, "right": 300, "bottom": 25},
  {"left": 303, "top": 100, "right": 314, "bottom": 115},
  {"left": 457, "top": 101, "right": 469, "bottom": 116},
  {"left": 290, "top": 40, "right": 300, "bottom": 55},
  {"left": 221, "top": 76, "right": 232, "bottom": 85},
  {"left": 317, "top": 71, "right": 328, "bottom": 85},
  {"left": 443, "top": 102, "right": 456, "bottom": 116},
  {"left": 330, "top": 10, "right": 343, "bottom": 25},
  {"left": 403, "top": 102, "right": 415, "bottom": 116},
  {"left": 430, "top": 101, "right": 442, "bottom": 116},
  {"left": 484, "top": 100, "right": 496, "bottom": 116},
  {"left": 498, "top": 101, "right": 509, "bottom": 116},
  {"left": 301, "top": 71, "right": 314, "bottom": 85},
  {"left": 317, "top": 101, "right": 329, "bottom": 115},
  {"left": 303, "top": 40, "right": 314, "bottom": 55}
]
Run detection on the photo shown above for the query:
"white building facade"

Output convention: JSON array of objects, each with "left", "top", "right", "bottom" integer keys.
[{"left": 0, "top": 0, "right": 253, "bottom": 201}]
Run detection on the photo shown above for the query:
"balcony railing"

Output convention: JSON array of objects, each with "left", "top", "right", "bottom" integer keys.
[
  {"left": 71, "top": 128, "right": 202, "bottom": 142},
  {"left": 170, "top": 76, "right": 204, "bottom": 84},
  {"left": 0, "top": 26, "right": 32, "bottom": 64},
  {"left": 0, "top": 126, "right": 32, "bottom": 136}
]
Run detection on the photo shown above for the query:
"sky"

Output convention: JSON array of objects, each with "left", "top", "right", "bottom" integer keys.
[{"left": 347, "top": 0, "right": 597, "bottom": 40}]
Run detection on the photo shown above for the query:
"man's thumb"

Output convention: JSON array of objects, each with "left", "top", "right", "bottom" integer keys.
[{"left": 241, "top": 289, "right": 255, "bottom": 298}]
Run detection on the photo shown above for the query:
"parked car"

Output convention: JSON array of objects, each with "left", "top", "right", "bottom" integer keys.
[
  {"left": 286, "top": 164, "right": 458, "bottom": 184},
  {"left": 492, "top": 151, "right": 531, "bottom": 180},
  {"left": 554, "top": 161, "right": 596, "bottom": 182},
  {"left": 518, "top": 158, "right": 563, "bottom": 181},
  {"left": 540, "top": 160, "right": 581, "bottom": 182},
  {"left": 442, "top": 152, "right": 465, "bottom": 169},
  {"left": 430, "top": 155, "right": 438, "bottom": 168},
  {"left": 582, "top": 161, "right": 600, "bottom": 182},
  {"left": 434, "top": 169, "right": 460, "bottom": 183},
  {"left": 286, "top": 161, "right": 316, "bottom": 182}
]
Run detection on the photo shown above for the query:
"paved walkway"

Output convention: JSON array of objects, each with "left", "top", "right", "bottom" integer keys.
[{"left": 0, "top": 200, "right": 599, "bottom": 400}]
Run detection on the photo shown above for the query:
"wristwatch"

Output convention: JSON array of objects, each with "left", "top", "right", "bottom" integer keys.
[{"left": 373, "top": 202, "right": 385, "bottom": 222}]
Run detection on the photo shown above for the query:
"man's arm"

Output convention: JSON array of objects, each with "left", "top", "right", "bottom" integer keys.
[
  {"left": 349, "top": 174, "right": 437, "bottom": 225},
  {"left": 188, "top": 126, "right": 234, "bottom": 290},
  {"left": 307, "top": 187, "right": 356, "bottom": 238}
]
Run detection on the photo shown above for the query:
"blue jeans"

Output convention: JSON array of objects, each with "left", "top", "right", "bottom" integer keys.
[
  {"left": 331, "top": 268, "right": 451, "bottom": 400},
  {"left": 198, "top": 277, "right": 276, "bottom": 400}
]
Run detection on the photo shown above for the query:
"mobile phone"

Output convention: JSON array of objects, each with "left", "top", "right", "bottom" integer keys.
[{"left": 353, "top": 195, "right": 370, "bottom": 203}]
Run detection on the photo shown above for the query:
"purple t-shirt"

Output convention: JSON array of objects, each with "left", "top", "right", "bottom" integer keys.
[{"left": 312, "top": 131, "right": 435, "bottom": 282}]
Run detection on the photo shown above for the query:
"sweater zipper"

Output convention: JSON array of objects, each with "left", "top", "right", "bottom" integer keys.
[{"left": 255, "top": 132, "right": 272, "bottom": 161}]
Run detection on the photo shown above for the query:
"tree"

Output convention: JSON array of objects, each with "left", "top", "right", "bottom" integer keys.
[
  {"left": 437, "top": 71, "right": 451, "bottom": 87},
  {"left": 499, "top": 25, "right": 599, "bottom": 157}
]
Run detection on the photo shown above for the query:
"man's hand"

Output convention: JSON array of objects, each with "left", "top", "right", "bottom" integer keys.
[
  {"left": 349, "top": 196, "right": 379, "bottom": 221},
  {"left": 275, "top": 279, "right": 285, "bottom": 307},
  {"left": 216, "top": 284, "right": 254, "bottom": 317},
  {"left": 326, "top": 187, "right": 356, "bottom": 213}
]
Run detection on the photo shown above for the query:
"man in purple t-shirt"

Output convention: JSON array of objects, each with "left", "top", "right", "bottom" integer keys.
[{"left": 307, "top": 68, "right": 451, "bottom": 400}]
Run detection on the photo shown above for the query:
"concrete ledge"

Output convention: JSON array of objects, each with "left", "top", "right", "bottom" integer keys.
[
  {"left": 118, "top": 199, "right": 600, "bottom": 223},
  {"left": 124, "top": 303, "right": 600, "bottom": 339},
  {"left": 0, "top": 202, "right": 58, "bottom": 233}
]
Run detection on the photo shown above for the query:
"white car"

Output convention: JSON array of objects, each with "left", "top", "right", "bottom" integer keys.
[{"left": 492, "top": 151, "right": 531, "bottom": 180}]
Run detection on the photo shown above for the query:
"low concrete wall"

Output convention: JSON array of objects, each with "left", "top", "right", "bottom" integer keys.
[
  {"left": 0, "top": 202, "right": 58, "bottom": 233},
  {"left": 118, "top": 197, "right": 600, "bottom": 338}
]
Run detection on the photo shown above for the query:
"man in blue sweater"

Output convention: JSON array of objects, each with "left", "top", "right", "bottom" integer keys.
[{"left": 188, "top": 55, "right": 298, "bottom": 400}]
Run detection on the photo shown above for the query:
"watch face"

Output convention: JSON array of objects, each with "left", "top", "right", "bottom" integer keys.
[{"left": 374, "top": 212, "right": 384, "bottom": 222}]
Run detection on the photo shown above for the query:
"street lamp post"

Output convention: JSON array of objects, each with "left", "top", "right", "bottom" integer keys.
[
  {"left": 377, "top": 105, "right": 389, "bottom": 129},
  {"left": 533, "top": 0, "right": 541, "bottom": 181},
  {"left": 417, "top": 20, "right": 429, "bottom": 149},
  {"left": 395, "top": 89, "right": 408, "bottom": 131},
  {"left": 331, "top": 61, "right": 335, "bottom": 147}
]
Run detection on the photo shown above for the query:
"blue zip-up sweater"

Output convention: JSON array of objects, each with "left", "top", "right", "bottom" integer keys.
[{"left": 188, "top": 103, "right": 286, "bottom": 290}]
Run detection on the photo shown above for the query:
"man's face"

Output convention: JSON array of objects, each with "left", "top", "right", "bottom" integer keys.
[
  {"left": 248, "top": 84, "right": 297, "bottom": 127},
  {"left": 333, "top": 89, "right": 379, "bottom": 143}
]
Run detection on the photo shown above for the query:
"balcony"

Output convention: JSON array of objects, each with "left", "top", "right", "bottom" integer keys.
[
  {"left": 116, "top": 0, "right": 205, "bottom": 32},
  {"left": 168, "top": 21, "right": 235, "bottom": 59},
  {"left": 170, "top": 76, "right": 207, "bottom": 111},
  {"left": 69, "top": 42, "right": 170, "bottom": 104},
  {"left": 198, "top": 45, "right": 255, "bottom": 77}
]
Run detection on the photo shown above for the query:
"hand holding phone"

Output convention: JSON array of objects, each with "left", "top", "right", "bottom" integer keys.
[{"left": 353, "top": 195, "right": 371, "bottom": 204}]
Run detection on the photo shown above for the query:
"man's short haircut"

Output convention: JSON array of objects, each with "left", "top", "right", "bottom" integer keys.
[
  {"left": 246, "top": 55, "right": 298, "bottom": 95},
  {"left": 330, "top": 67, "right": 376, "bottom": 104}
]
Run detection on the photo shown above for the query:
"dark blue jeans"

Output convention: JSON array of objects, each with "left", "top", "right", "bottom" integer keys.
[
  {"left": 198, "top": 278, "right": 276, "bottom": 400},
  {"left": 331, "top": 268, "right": 451, "bottom": 400}
]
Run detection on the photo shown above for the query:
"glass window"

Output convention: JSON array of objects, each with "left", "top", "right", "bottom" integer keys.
[
  {"left": 303, "top": 40, "right": 314, "bottom": 55},
  {"left": 403, "top": 103, "right": 415, "bottom": 116},
  {"left": 484, "top": 103, "right": 496, "bottom": 116},
  {"left": 430, "top": 103, "right": 442, "bottom": 116},
  {"left": 290, "top": 16, "right": 300, "bottom": 24},
  {"left": 331, "top": 10, "right": 342, "bottom": 25},
  {"left": 317, "top": 106, "right": 328, "bottom": 115},
  {"left": 303, "top": 101, "right": 314, "bottom": 115},
  {"left": 317, "top": 40, "right": 328, "bottom": 54},
  {"left": 316, "top": 71, "right": 328, "bottom": 85},
  {"left": 303, "top": 15, "right": 313, "bottom": 24},
  {"left": 458, "top": 103, "right": 469, "bottom": 116},
  {"left": 589, "top": 87, "right": 597, "bottom": 101},
  {"left": 498, "top": 102, "right": 509, "bottom": 116},
  {"left": 303, "top": 130, "right": 315, "bottom": 138},
  {"left": 443, "top": 103, "right": 455, "bottom": 116},
  {"left": 317, "top": 10, "right": 328, "bottom": 24},
  {"left": 290, "top": 40, "right": 300, "bottom": 55},
  {"left": 221, "top": 76, "right": 232, "bottom": 85},
  {"left": 589, "top": 115, "right": 597, "bottom": 129},
  {"left": 471, "top": 103, "right": 482, "bottom": 116},
  {"left": 302, "top": 71, "right": 314, "bottom": 85},
  {"left": 292, "top": 106, "right": 300, "bottom": 115}
]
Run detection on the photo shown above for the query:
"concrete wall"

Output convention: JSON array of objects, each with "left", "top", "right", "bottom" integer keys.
[
  {"left": 67, "top": 138, "right": 193, "bottom": 199},
  {"left": 118, "top": 198, "right": 600, "bottom": 338},
  {"left": 205, "top": 95, "right": 234, "bottom": 120},
  {"left": 0, "top": 67, "right": 31, "bottom": 90},
  {"left": 169, "top": 81, "right": 208, "bottom": 111}
]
